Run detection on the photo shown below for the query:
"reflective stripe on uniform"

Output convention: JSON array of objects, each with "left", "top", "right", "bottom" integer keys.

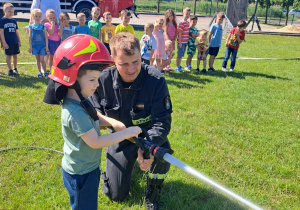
[
  {"left": 148, "top": 173, "right": 167, "bottom": 179},
  {"left": 132, "top": 115, "right": 151, "bottom": 125}
]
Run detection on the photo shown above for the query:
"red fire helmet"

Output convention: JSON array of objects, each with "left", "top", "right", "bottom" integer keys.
[{"left": 49, "top": 34, "right": 114, "bottom": 86}]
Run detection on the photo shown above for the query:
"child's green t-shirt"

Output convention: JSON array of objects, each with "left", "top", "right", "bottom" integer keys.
[{"left": 88, "top": 20, "right": 102, "bottom": 39}]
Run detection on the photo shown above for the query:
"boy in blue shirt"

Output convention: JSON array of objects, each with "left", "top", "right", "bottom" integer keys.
[
  {"left": 0, "top": 3, "right": 21, "bottom": 76},
  {"left": 207, "top": 12, "right": 225, "bottom": 72},
  {"left": 43, "top": 35, "right": 141, "bottom": 209},
  {"left": 75, "top": 13, "right": 91, "bottom": 35}
]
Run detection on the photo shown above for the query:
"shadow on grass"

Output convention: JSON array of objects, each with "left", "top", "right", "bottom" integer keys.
[
  {"left": 165, "top": 71, "right": 213, "bottom": 88},
  {"left": 0, "top": 73, "right": 49, "bottom": 88},
  {"left": 200, "top": 70, "right": 291, "bottom": 80},
  {"left": 123, "top": 162, "right": 247, "bottom": 209}
]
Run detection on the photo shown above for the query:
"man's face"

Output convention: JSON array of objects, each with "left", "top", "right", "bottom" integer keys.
[
  {"left": 113, "top": 48, "right": 141, "bottom": 83},
  {"left": 5, "top": 7, "right": 14, "bottom": 18}
]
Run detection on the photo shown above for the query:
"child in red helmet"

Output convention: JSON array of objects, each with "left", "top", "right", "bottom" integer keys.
[{"left": 44, "top": 34, "right": 141, "bottom": 209}]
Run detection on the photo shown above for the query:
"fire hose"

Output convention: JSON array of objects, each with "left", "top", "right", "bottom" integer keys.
[{"left": 131, "top": 128, "right": 263, "bottom": 210}]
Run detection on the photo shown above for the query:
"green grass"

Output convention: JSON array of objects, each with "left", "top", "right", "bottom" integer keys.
[{"left": 0, "top": 22, "right": 299, "bottom": 209}]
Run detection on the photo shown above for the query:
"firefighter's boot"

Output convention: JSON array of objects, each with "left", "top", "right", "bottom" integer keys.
[{"left": 144, "top": 177, "right": 164, "bottom": 210}]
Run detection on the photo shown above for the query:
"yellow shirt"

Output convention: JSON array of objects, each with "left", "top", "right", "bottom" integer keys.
[
  {"left": 101, "top": 25, "right": 116, "bottom": 44},
  {"left": 115, "top": 24, "right": 135, "bottom": 35}
]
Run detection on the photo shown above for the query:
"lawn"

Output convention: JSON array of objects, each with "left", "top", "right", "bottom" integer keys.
[{"left": 0, "top": 22, "right": 299, "bottom": 210}]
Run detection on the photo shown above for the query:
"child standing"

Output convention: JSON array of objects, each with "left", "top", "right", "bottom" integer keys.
[
  {"left": 195, "top": 29, "right": 209, "bottom": 73},
  {"left": 152, "top": 18, "right": 165, "bottom": 72},
  {"left": 115, "top": 10, "right": 134, "bottom": 35},
  {"left": 88, "top": 7, "right": 102, "bottom": 40},
  {"left": 176, "top": 7, "right": 190, "bottom": 73},
  {"left": 185, "top": 15, "right": 198, "bottom": 72},
  {"left": 58, "top": 12, "right": 75, "bottom": 43},
  {"left": 0, "top": 3, "right": 21, "bottom": 76},
  {"left": 140, "top": 23, "right": 157, "bottom": 66},
  {"left": 45, "top": 9, "right": 60, "bottom": 74},
  {"left": 44, "top": 35, "right": 142, "bottom": 209},
  {"left": 163, "top": 9, "right": 177, "bottom": 70},
  {"left": 101, "top": 11, "right": 116, "bottom": 54},
  {"left": 28, "top": 9, "right": 49, "bottom": 78},
  {"left": 222, "top": 20, "right": 246, "bottom": 72},
  {"left": 75, "top": 13, "right": 91, "bottom": 35},
  {"left": 207, "top": 12, "right": 225, "bottom": 72}
]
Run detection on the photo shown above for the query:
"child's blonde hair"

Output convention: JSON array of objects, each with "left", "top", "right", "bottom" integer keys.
[
  {"left": 155, "top": 18, "right": 163, "bottom": 23},
  {"left": 46, "top": 9, "right": 55, "bottom": 17},
  {"left": 3, "top": 2, "right": 13, "bottom": 11},
  {"left": 183, "top": 7, "right": 191, "bottom": 13},
  {"left": 199, "top": 29, "right": 208, "bottom": 39},
  {"left": 103, "top": 11, "right": 112, "bottom": 19},
  {"left": 144, "top": 23, "right": 154, "bottom": 31},
  {"left": 165, "top": 40, "right": 172, "bottom": 47},
  {"left": 120, "top": 9, "right": 131, "bottom": 18},
  {"left": 217, "top": 12, "right": 225, "bottom": 19},
  {"left": 31, "top": 8, "right": 42, "bottom": 18},
  {"left": 77, "top": 13, "right": 86, "bottom": 19},
  {"left": 91, "top": 6, "right": 100, "bottom": 13},
  {"left": 164, "top": 9, "right": 177, "bottom": 29}
]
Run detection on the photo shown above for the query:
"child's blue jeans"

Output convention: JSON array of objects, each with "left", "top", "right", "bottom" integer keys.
[
  {"left": 222, "top": 47, "right": 238, "bottom": 70},
  {"left": 62, "top": 167, "right": 100, "bottom": 210}
]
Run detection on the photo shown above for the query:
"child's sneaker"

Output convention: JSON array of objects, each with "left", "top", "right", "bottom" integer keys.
[
  {"left": 222, "top": 67, "right": 228, "bottom": 72},
  {"left": 38, "top": 73, "right": 43, "bottom": 78},
  {"left": 175, "top": 67, "right": 184, "bottom": 73},
  {"left": 184, "top": 66, "right": 191, "bottom": 72},
  {"left": 229, "top": 69, "right": 234, "bottom": 72},
  {"left": 8, "top": 70, "right": 14, "bottom": 76},
  {"left": 44, "top": 72, "right": 49, "bottom": 77},
  {"left": 196, "top": 68, "right": 200, "bottom": 72},
  {"left": 201, "top": 69, "right": 207, "bottom": 73},
  {"left": 13, "top": 68, "right": 19, "bottom": 76}
]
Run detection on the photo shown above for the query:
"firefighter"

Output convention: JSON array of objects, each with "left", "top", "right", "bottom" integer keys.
[{"left": 90, "top": 32, "right": 172, "bottom": 210}]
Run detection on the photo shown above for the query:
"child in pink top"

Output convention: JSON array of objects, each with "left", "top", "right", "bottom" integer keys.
[
  {"left": 152, "top": 18, "right": 165, "bottom": 72},
  {"left": 45, "top": 9, "right": 60, "bottom": 73}
]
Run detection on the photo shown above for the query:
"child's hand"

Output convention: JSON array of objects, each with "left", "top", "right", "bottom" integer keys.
[
  {"left": 123, "top": 126, "right": 142, "bottom": 139},
  {"left": 51, "top": 21, "right": 55, "bottom": 26},
  {"left": 178, "top": 43, "right": 182, "bottom": 48},
  {"left": 28, "top": 48, "right": 32, "bottom": 53},
  {"left": 3, "top": 43, "right": 9, "bottom": 49},
  {"left": 45, "top": 47, "right": 49, "bottom": 52}
]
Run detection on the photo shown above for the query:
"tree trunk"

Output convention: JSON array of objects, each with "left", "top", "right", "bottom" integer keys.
[
  {"left": 265, "top": 6, "right": 269, "bottom": 24},
  {"left": 285, "top": 5, "right": 289, "bottom": 26}
]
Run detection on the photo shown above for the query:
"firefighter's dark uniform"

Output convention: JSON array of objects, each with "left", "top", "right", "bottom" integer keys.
[{"left": 90, "top": 63, "right": 172, "bottom": 204}]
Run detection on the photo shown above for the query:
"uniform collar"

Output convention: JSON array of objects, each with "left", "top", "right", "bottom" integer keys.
[{"left": 112, "top": 65, "right": 144, "bottom": 90}]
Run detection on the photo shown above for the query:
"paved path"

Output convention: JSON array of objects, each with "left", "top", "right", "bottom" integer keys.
[{"left": 14, "top": 12, "right": 299, "bottom": 33}]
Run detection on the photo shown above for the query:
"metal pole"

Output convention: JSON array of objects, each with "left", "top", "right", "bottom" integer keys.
[{"left": 163, "top": 153, "right": 263, "bottom": 210}]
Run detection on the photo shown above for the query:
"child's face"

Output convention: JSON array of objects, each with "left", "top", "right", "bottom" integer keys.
[
  {"left": 216, "top": 17, "right": 224, "bottom": 25},
  {"left": 237, "top": 26, "right": 245, "bottom": 32},
  {"left": 183, "top": 10, "right": 190, "bottom": 21},
  {"left": 190, "top": 19, "right": 197, "bottom": 27},
  {"left": 77, "top": 16, "right": 86, "bottom": 26},
  {"left": 77, "top": 70, "right": 101, "bottom": 97},
  {"left": 168, "top": 14, "right": 174, "bottom": 22},
  {"left": 104, "top": 14, "right": 112, "bottom": 24},
  {"left": 4, "top": 7, "right": 14, "bottom": 18},
  {"left": 60, "top": 16, "right": 70, "bottom": 26},
  {"left": 165, "top": 43, "right": 173, "bottom": 52},
  {"left": 92, "top": 9, "right": 100, "bottom": 20},
  {"left": 145, "top": 27, "right": 153, "bottom": 36},
  {"left": 200, "top": 33, "right": 207, "bottom": 40},
  {"left": 121, "top": 15, "right": 130, "bottom": 25},
  {"left": 47, "top": 13, "right": 56, "bottom": 23},
  {"left": 33, "top": 12, "right": 42, "bottom": 23},
  {"left": 157, "top": 19, "right": 163, "bottom": 29}
]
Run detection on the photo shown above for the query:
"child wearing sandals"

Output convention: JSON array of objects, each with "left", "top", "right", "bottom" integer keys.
[
  {"left": 152, "top": 18, "right": 165, "bottom": 72},
  {"left": 28, "top": 9, "right": 49, "bottom": 78},
  {"left": 163, "top": 9, "right": 177, "bottom": 71},
  {"left": 45, "top": 9, "right": 60, "bottom": 75}
]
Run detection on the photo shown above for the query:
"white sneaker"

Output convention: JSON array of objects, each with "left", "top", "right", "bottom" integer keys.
[
  {"left": 222, "top": 67, "right": 227, "bottom": 72},
  {"left": 229, "top": 69, "right": 234, "bottom": 72}
]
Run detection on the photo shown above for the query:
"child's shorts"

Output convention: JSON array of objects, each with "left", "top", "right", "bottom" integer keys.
[
  {"left": 104, "top": 42, "right": 111, "bottom": 55},
  {"left": 5, "top": 44, "right": 20, "bottom": 55},
  {"left": 177, "top": 43, "right": 187, "bottom": 58},
  {"left": 62, "top": 167, "right": 100, "bottom": 209},
  {"left": 208, "top": 47, "right": 220, "bottom": 56},
  {"left": 187, "top": 45, "right": 196, "bottom": 56},
  {"left": 48, "top": 40, "right": 61, "bottom": 55},
  {"left": 32, "top": 44, "right": 47, "bottom": 56}
]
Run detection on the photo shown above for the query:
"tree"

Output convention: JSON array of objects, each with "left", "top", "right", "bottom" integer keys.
[
  {"left": 279, "top": 0, "right": 296, "bottom": 25},
  {"left": 258, "top": 0, "right": 272, "bottom": 23}
]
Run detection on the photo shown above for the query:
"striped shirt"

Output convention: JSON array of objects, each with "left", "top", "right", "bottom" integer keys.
[{"left": 177, "top": 21, "right": 190, "bottom": 44}]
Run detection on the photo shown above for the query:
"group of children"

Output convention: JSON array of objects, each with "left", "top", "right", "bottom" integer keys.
[{"left": 0, "top": 2, "right": 246, "bottom": 77}]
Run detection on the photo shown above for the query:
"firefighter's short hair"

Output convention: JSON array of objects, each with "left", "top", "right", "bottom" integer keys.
[
  {"left": 3, "top": 2, "right": 14, "bottom": 11},
  {"left": 109, "top": 32, "right": 140, "bottom": 58}
]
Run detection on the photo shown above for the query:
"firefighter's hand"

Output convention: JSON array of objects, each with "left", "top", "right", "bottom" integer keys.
[{"left": 138, "top": 148, "right": 154, "bottom": 171}]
